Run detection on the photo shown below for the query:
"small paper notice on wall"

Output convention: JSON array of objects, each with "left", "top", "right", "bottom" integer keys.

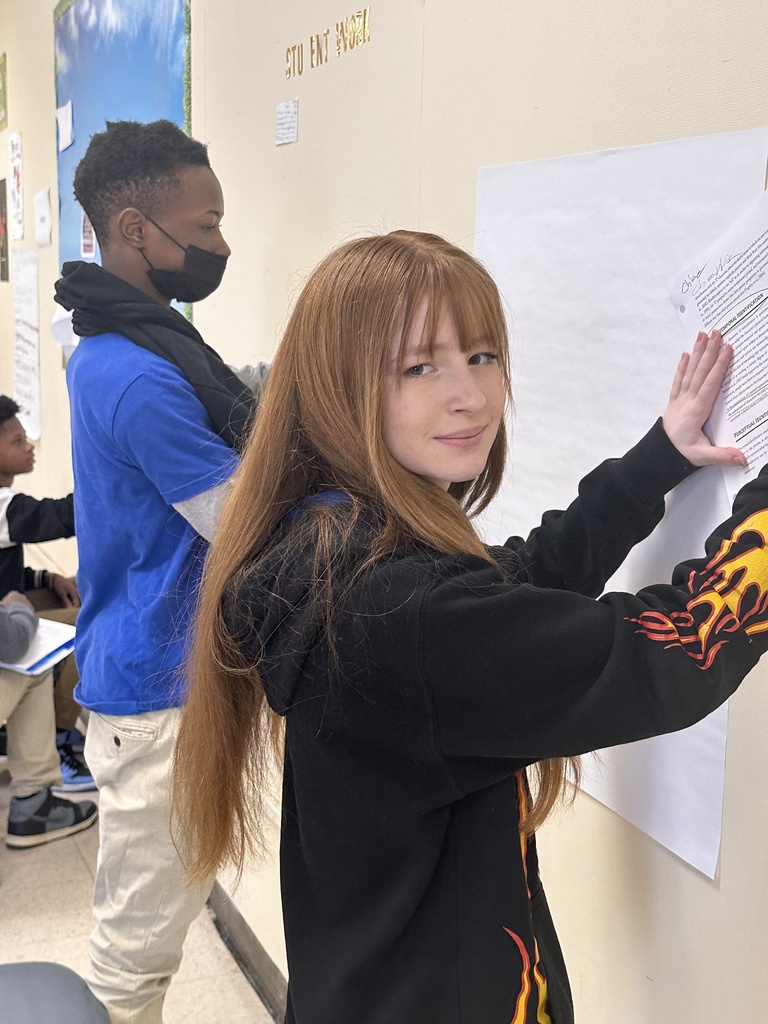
[
  {"left": 34, "top": 189, "right": 52, "bottom": 247},
  {"left": 9, "top": 132, "right": 23, "bottom": 241},
  {"left": 56, "top": 100, "right": 74, "bottom": 151},
  {"left": 276, "top": 99, "right": 299, "bottom": 146},
  {"left": 51, "top": 304, "right": 79, "bottom": 358}
]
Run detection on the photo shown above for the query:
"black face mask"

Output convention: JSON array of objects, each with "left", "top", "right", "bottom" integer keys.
[{"left": 139, "top": 216, "right": 228, "bottom": 303}]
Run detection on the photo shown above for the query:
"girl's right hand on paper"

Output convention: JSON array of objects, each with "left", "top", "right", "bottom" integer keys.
[{"left": 662, "top": 330, "right": 747, "bottom": 468}]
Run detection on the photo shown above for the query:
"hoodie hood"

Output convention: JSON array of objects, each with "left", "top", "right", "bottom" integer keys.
[{"left": 222, "top": 494, "right": 370, "bottom": 715}]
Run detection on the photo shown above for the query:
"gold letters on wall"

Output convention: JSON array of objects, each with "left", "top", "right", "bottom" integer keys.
[{"left": 286, "top": 7, "right": 371, "bottom": 80}]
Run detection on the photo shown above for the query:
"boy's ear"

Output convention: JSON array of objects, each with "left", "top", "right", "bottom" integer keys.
[{"left": 116, "top": 208, "right": 149, "bottom": 250}]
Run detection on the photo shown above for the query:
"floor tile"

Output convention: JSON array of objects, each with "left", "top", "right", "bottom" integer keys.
[
  {"left": 0, "top": 767, "right": 275, "bottom": 1021},
  {"left": 164, "top": 972, "right": 275, "bottom": 1024}
]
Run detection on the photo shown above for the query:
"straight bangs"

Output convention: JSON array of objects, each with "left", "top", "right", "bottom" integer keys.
[{"left": 393, "top": 255, "right": 511, "bottom": 389}]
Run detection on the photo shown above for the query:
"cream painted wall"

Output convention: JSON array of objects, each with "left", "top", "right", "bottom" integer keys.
[
  {"left": 2, "top": 0, "right": 768, "bottom": 1018},
  {"left": 190, "top": 1, "right": 424, "bottom": 364}
]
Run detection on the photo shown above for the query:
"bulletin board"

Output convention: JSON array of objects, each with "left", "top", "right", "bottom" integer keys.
[{"left": 53, "top": 0, "right": 190, "bottom": 268}]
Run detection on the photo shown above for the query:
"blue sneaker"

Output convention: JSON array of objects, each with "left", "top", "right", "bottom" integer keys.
[{"left": 52, "top": 744, "right": 97, "bottom": 793}]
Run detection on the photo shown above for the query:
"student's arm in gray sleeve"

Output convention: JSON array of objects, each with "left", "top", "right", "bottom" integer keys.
[
  {"left": 230, "top": 361, "right": 270, "bottom": 399},
  {"left": 174, "top": 363, "right": 269, "bottom": 540},
  {"left": 172, "top": 363, "right": 270, "bottom": 542},
  {"left": 173, "top": 480, "right": 231, "bottom": 543},
  {"left": 0, "top": 595, "right": 38, "bottom": 663}
]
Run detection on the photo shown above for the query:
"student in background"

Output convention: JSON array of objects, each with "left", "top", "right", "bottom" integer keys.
[
  {"left": 0, "top": 395, "right": 92, "bottom": 791},
  {"left": 0, "top": 589, "right": 97, "bottom": 848},
  {"left": 174, "top": 231, "right": 768, "bottom": 1024},
  {"left": 56, "top": 119, "right": 266, "bottom": 1024}
]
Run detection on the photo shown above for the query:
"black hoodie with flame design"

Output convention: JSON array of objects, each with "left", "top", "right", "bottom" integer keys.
[{"left": 226, "top": 419, "right": 768, "bottom": 1024}]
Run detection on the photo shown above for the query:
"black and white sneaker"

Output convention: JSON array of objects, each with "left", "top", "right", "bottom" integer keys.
[{"left": 6, "top": 787, "right": 98, "bottom": 848}]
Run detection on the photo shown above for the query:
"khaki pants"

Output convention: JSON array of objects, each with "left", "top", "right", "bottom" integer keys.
[
  {"left": 0, "top": 666, "right": 62, "bottom": 798},
  {"left": 85, "top": 707, "right": 214, "bottom": 1024}
]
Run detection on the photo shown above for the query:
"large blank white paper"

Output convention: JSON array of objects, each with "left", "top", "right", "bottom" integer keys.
[{"left": 474, "top": 128, "right": 768, "bottom": 877}]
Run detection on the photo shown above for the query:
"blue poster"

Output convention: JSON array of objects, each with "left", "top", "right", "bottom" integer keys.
[{"left": 54, "top": 0, "right": 189, "bottom": 267}]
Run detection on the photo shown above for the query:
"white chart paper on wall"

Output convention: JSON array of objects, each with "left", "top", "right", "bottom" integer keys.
[
  {"left": 474, "top": 128, "right": 768, "bottom": 878},
  {"left": 8, "top": 131, "right": 23, "bottom": 241},
  {"left": 12, "top": 248, "right": 41, "bottom": 440}
]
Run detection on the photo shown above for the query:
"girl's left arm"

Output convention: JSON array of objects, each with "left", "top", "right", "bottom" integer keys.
[
  {"left": 420, "top": 454, "right": 768, "bottom": 774},
  {"left": 502, "top": 420, "right": 695, "bottom": 596}
]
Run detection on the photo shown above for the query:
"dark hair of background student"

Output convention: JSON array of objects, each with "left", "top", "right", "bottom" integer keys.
[{"left": 73, "top": 119, "right": 210, "bottom": 250}]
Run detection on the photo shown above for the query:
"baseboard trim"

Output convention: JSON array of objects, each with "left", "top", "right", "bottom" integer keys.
[{"left": 207, "top": 881, "right": 288, "bottom": 1022}]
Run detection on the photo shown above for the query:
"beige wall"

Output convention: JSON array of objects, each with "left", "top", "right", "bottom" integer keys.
[{"left": 3, "top": 0, "right": 768, "bottom": 1016}]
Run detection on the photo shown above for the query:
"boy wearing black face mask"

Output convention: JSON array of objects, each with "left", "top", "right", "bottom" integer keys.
[{"left": 54, "top": 120, "right": 268, "bottom": 1024}]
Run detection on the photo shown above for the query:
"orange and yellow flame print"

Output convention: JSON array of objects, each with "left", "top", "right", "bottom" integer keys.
[
  {"left": 626, "top": 509, "right": 768, "bottom": 669},
  {"left": 506, "top": 773, "right": 551, "bottom": 1023},
  {"left": 504, "top": 929, "right": 552, "bottom": 1024}
]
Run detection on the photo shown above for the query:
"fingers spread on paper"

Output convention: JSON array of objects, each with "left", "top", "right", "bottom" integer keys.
[{"left": 662, "top": 330, "right": 747, "bottom": 468}]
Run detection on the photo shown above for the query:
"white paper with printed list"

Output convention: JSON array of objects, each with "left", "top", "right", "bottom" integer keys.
[{"left": 671, "top": 188, "right": 768, "bottom": 502}]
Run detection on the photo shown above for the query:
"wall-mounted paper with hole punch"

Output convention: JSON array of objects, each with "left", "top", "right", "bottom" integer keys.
[
  {"left": 671, "top": 188, "right": 768, "bottom": 502},
  {"left": 56, "top": 100, "right": 74, "bottom": 152}
]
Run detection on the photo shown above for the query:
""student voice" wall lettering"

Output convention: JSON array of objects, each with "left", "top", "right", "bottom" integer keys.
[{"left": 285, "top": 7, "right": 372, "bottom": 79}]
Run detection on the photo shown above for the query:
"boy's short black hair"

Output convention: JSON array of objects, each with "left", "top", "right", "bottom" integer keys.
[
  {"left": 0, "top": 395, "right": 20, "bottom": 430},
  {"left": 73, "top": 119, "right": 211, "bottom": 250}
]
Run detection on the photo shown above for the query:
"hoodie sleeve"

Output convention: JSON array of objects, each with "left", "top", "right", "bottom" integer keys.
[
  {"left": 421, "top": 459, "right": 768, "bottom": 772},
  {"left": 0, "top": 490, "right": 75, "bottom": 546},
  {"left": 501, "top": 419, "right": 697, "bottom": 596}
]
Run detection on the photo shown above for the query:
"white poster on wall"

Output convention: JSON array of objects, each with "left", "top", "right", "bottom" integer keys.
[
  {"left": 8, "top": 131, "right": 23, "bottom": 241},
  {"left": 12, "top": 248, "right": 41, "bottom": 440},
  {"left": 474, "top": 128, "right": 768, "bottom": 877}
]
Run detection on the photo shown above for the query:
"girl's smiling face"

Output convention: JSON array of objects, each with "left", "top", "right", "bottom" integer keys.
[{"left": 381, "top": 301, "right": 505, "bottom": 491}]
